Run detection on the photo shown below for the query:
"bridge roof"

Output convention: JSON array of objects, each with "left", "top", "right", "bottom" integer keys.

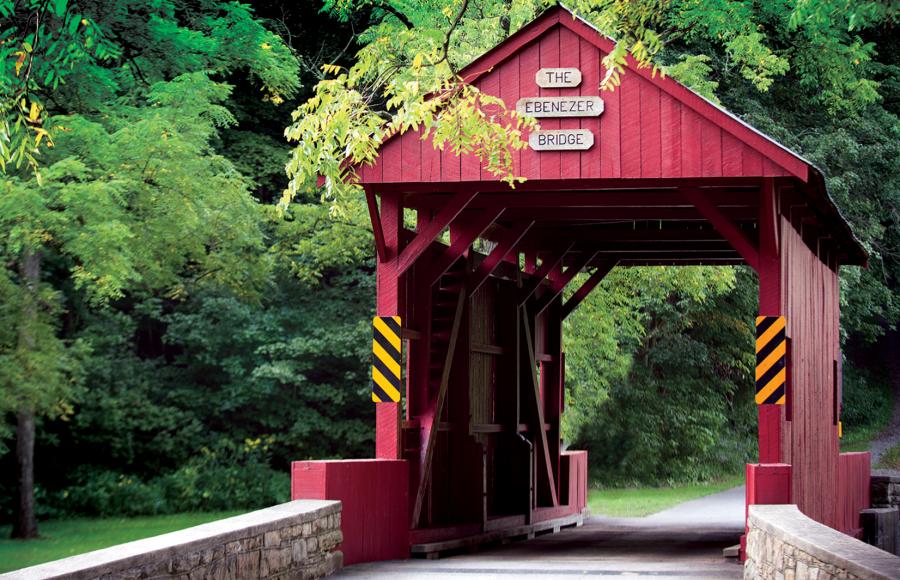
[{"left": 359, "top": 4, "right": 866, "bottom": 266}]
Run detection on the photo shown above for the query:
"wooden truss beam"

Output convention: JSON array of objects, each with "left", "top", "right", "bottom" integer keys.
[
  {"left": 534, "top": 251, "right": 598, "bottom": 316},
  {"left": 469, "top": 221, "right": 534, "bottom": 294},
  {"left": 398, "top": 190, "right": 478, "bottom": 276},
  {"left": 525, "top": 241, "right": 736, "bottom": 255},
  {"left": 503, "top": 206, "right": 758, "bottom": 222},
  {"left": 518, "top": 244, "right": 574, "bottom": 306},
  {"left": 681, "top": 188, "right": 759, "bottom": 270},
  {"left": 520, "top": 227, "right": 731, "bottom": 243},
  {"left": 427, "top": 208, "right": 505, "bottom": 286},
  {"left": 475, "top": 190, "right": 755, "bottom": 208},
  {"left": 562, "top": 260, "right": 618, "bottom": 319}
]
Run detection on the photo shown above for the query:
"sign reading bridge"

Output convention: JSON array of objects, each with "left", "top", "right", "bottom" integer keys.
[{"left": 517, "top": 67, "right": 603, "bottom": 151}]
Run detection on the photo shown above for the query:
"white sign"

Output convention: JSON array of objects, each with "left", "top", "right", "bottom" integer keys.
[
  {"left": 516, "top": 96, "right": 604, "bottom": 117},
  {"left": 529, "top": 129, "right": 594, "bottom": 151},
  {"left": 536, "top": 68, "right": 582, "bottom": 88}
]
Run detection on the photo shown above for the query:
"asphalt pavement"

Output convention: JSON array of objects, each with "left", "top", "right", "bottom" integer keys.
[{"left": 337, "top": 486, "right": 746, "bottom": 579}]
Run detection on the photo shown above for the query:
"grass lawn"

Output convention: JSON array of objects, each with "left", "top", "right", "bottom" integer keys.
[
  {"left": 876, "top": 442, "right": 900, "bottom": 470},
  {"left": 0, "top": 511, "right": 244, "bottom": 573},
  {"left": 587, "top": 473, "right": 745, "bottom": 518},
  {"left": 840, "top": 439, "right": 872, "bottom": 453}
]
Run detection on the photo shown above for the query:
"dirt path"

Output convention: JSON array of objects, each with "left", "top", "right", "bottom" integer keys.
[{"left": 869, "top": 331, "right": 900, "bottom": 473}]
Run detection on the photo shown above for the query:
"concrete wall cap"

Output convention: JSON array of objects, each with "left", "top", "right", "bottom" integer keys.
[
  {"left": 748, "top": 504, "right": 900, "bottom": 580},
  {"left": 0, "top": 500, "right": 341, "bottom": 580}
]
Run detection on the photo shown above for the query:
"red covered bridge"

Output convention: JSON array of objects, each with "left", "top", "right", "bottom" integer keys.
[{"left": 292, "top": 4, "right": 871, "bottom": 564}]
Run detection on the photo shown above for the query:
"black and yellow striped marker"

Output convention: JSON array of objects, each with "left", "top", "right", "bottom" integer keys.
[
  {"left": 372, "top": 316, "right": 402, "bottom": 403},
  {"left": 756, "top": 316, "right": 786, "bottom": 405}
]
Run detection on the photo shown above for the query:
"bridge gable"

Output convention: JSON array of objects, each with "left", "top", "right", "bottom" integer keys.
[{"left": 359, "top": 5, "right": 808, "bottom": 185}]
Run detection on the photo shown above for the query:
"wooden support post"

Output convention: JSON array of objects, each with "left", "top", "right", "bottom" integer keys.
[
  {"left": 469, "top": 221, "right": 534, "bottom": 294},
  {"left": 561, "top": 260, "right": 617, "bottom": 319},
  {"left": 397, "top": 190, "right": 478, "bottom": 275},
  {"left": 757, "top": 178, "right": 783, "bottom": 464},
  {"left": 520, "top": 307, "right": 559, "bottom": 507},
  {"left": 376, "top": 193, "right": 403, "bottom": 460},
  {"left": 542, "top": 299, "right": 563, "bottom": 504},
  {"left": 682, "top": 188, "right": 759, "bottom": 270},
  {"left": 427, "top": 208, "right": 504, "bottom": 286}
]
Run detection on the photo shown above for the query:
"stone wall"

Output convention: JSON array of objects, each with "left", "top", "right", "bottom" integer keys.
[
  {"left": 872, "top": 474, "right": 900, "bottom": 509},
  {"left": 0, "top": 500, "right": 342, "bottom": 580},
  {"left": 745, "top": 504, "right": 900, "bottom": 580}
]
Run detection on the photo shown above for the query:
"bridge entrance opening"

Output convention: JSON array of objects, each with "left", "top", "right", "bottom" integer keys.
[{"left": 291, "top": 4, "right": 869, "bottom": 566}]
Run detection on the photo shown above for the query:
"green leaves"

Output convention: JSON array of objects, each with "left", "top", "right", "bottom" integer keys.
[{"left": 285, "top": 0, "right": 537, "bottom": 212}]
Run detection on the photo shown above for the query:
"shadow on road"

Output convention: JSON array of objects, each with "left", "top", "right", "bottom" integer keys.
[{"left": 338, "top": 486, "right": 746, "bottom": 579}]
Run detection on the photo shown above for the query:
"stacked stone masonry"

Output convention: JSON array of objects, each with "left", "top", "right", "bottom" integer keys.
[
  {"left": 0, "top": 500, "right": 343, "bottom": 580},
  {"left": 872, "top": 475, "right": 900, "bottom": 510},
  {"left": 745, "top": 504, "right": 900, "bottom": 580}
]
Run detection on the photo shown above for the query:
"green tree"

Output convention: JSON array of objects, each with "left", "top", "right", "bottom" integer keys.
[{"left": 1, "top": 0, "right": 298, "bottom": 537}]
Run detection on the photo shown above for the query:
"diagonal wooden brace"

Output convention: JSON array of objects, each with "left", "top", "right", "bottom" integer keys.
[
  {"left": 682, "top": 188, "right": 759, "bottom": 270},
  {"left": 397, "top": 190, "right": 479, "bottom": 276},
  {"left": 411, "top": 287, "right": 467, "bottom": 528},
  {"left": 365, "top": 188, "right": 388, "bottom": 263},
  {"left": 533, "top": 251, "right": 598, "bottom": 317},
  {"left": 469, "top": 221, "right": 534, "bottom": 295},
  {"left": 518, "top": 243, "right": 575, "bottom": 307},
  {"left": 427, "top": 207, "right": 505, "bottom": 286},
  {"left": 521, "top": 307, "right": 559, "bottom": 507},
  {"left": 562, "top": 259, "right": 618, "bottom": 319}
]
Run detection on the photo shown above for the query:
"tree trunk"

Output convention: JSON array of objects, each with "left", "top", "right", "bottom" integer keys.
[
  {"left": 12, "top": 410, "right": 38, "bottom": 538},
  {"left": 11, "top": 250, "right": 41, "bottom": 539}
]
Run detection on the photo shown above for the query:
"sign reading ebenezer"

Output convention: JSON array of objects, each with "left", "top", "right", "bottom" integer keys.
[
  {"left": 518, "top": 67, "right": 603, "bottom": 151},
  {"left": 516, "top": 96, "right": 604, "bottom": 117}
]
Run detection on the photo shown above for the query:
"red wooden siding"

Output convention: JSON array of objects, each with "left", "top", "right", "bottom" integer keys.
[
  {"left": 292, "top": 459, "right": 409, "bottom": 564},
  {"left": 358, "top": 19, "right": 799, "bottom": 185},
  {"left": 779, "top": 216, "right": 845, "bottom": 529},
  {"left": 539, "top": 27, "right": 561, "bottom": 181},
  {"left": 837, "top": 452, "right": 871, "bottom": 537}
]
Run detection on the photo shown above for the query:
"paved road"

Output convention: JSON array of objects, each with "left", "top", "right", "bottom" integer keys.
[
  {"left": 871, "top": 331, "right": 900, "bottom": 473},
  {"left": 338, "top": 486, "right": 745, "bottom": 579}
]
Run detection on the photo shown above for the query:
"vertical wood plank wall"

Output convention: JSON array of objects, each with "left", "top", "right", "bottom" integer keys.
[
  {"left": 359, "top": 23, "right": 793, "bottom": 185},
  {"left": 779, "top": 215, "right": 842, "bottom": 530}
]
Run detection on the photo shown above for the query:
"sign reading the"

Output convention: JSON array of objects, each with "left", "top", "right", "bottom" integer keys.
[
  {"left": 529, "top": 129, "right": 594, "bottom": 151},
  {"left": 516, "top": 96, "right": 604, "bottom": 118},
  {"left": 535, "top": 67, "right": 582, "bottom": 88}
]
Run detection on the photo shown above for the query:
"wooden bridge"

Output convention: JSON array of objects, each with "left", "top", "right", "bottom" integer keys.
[{"left": 291, "top": 4, "right": 872, "bottom": 565}]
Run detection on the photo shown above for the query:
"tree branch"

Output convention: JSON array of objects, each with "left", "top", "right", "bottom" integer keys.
[{"left": 375, "top": 1, "right": 414, "bottom": 29}]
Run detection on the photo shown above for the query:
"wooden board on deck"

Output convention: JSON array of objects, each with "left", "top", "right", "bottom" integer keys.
[{"left": 410, "top": 511, "right": 586, "bottom": 559}]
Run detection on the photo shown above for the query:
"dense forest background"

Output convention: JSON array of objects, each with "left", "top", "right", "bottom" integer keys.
[{"left": 1, "top": 0, "right": 897, "bottom": 528}]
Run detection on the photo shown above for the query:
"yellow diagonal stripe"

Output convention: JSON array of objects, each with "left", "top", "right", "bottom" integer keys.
[
  {"left": 755, "top": 368, "right": 786, "bottom": 404},
  {"left": 372, "top": 366, "right": 401, "bottom": 402},
  {"left": 373, "top": 317, "right": 401, "bottom": 351},
  {"left": 373, "top": 339, "right": 401, "bottom": 376},
  {"left": 756, "top": 340, "right": 786, "bottom": 380},
  {"left": 372, "top": 391, "right": 383, "bottom": 403},
  {"left": 775, "top": 394, "right": 786, "bottom": 405},
  {"left": 756, "top": 317, "right": 785, "bottom": 353}
]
